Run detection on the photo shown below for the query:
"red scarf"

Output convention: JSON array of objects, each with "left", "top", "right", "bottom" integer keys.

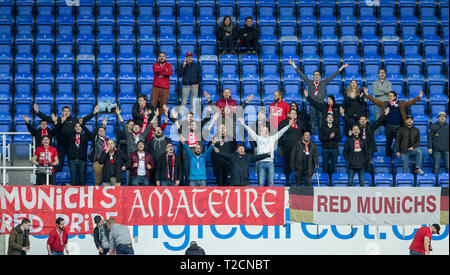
[
  {"left": 328, "top": 104, "right": 333, "bottom": 114},
  {"left": 167, "top": 154, "right": 175, "bottom": 181},
  {"left": 41, "top": 128, "right": 48, "bottom": 137},
  {"left": 314, "top": 81, "right": 319, "bottom": 95},
  {"left": 75, "top": 134, "right": 80, "bottom": 147},
  {"left": 291, "top": 120, "right": 298, "bottom": 129},
  {"left": 140, "top": 115, "right": 149, "bottom": 135},
  {"left": 362, "top": 127, "right": 366, "bottom": 140},
  {"left": 354, "top": 137, "right": 361, "bottom": 152},
  {"left": 389, "top": 99, "right": 399, "bottom": 107},
  {"left": 109, "top": 149, "right": 116, "bottom": 164},
  {"left": 99, "top": 136, "right": 107, "bottom": 151},
  {"left": 302, "top": 139, "right": 310, "bottom": 155},
  {"left": 188, "top": 132, "right": 198, "bottom": 147}
]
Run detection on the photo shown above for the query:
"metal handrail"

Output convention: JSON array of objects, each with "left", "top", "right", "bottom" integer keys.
[{"left": 1, "top": 132, "right": 36, "bottom": 185}]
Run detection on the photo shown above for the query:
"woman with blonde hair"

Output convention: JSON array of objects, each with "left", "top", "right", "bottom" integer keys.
[{"left": 342, "top": 80, "right": 366, "bottom": 136}]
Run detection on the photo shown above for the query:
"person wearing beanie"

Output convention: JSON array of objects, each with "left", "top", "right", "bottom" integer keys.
[
  {"left": 304, "top": 90, "right": 341, "bottom": 128},
  {"left": 428, "top": 112, "right": 449, "bottom": 177}
]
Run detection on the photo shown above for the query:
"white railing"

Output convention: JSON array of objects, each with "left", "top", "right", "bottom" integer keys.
[{"left": 0, "top": 132, "right": 42, "bottom": 185}]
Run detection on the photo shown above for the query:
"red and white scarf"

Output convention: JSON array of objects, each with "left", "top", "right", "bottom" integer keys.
[
  {"left": 188, "top": 132, "right": 198, "bottom": 147},
  {"left": 99, "top": 136, "right": 107, "bottom": 151},
  {"left": 109, "top": 149, "right": 116, "bottom": 164},
  {"left": 314, "top": 81, "right": 319, "bottom": 95},
  {"left": 41, "top": 128, "right": 48, "bottom": 137},
  {"left": 140, "top": 115, "right": 149, "bottom": 135},
  {"left": 291, "top": 120, "right": 298, "bottom": 129},
  {"left": 328, "top": 104, "right": 333, "bottom": 114},
  {"left": 354, "top": 137, "right": 361, "bottom": 152},
  {"left": 42, "top": 146, "right": 50, "bottom": 166},
  {"left": 389, "top": 99, "right": 399, "bottom": 108},
  {"left": 75, "top": 134, "right": 80, "bottom": 147},
  {"left": 302, "top": 139, "right": 310, "bottom": 155},
  {"left": 167, "top": 154, "right": 175, "bottom": 181}
]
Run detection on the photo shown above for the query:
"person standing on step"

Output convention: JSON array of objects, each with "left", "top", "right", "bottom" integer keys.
[{"left": 179, "top": 52, "right": 202, "bottom": 112}]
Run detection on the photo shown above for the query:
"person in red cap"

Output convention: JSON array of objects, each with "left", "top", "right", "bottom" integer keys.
[
  {"left": 178, "top": 52, "right": 202, "bottom": 111},
  {"left": 409, "top": 224, "right": 441, "bottom": 255},
  {"left": 151, "top": 52, "right": 173, "bottom": 116}
]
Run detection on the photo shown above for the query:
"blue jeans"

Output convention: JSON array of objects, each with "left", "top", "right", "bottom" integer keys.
[
  {"left": 51, "top": 250, "right": 64, "bottom": 255},
  {"left": 69, "top": 159, "right": 87, "bottom": 186},
  {"left": 309, "top": 105, "right": 323, "bottom": 135},
  {"left": 409, "top": 249, "right": 425, "bottom": 255},
  {"left": 348, "top": 168, "right": 365, "bottom": 186},
  {"left": 160, "top": 180, "right": 176, "bottom": 186},
  {"left": 322, "top": 149, "right": 338, "bottom": 175},
  {"left": 130, "top": 176, "right": 149, "bottom": 186},
  {"left": 433, "top": 151, "right": 449, "bottom": 176},
  {"left": 401, "top": 148, "right": 422, "bottom": 173},
  {"left": 257, "top": 161, "right": 274, "bottom": 186},
  {"left": 116, "top": 244, "right": 134, "bottom": 255},
  {"left": 190, "top": 180, "right": 206, "bottom": 186}
]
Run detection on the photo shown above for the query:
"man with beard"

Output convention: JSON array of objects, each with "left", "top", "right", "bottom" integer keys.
[
  {"left": 155, "top": 143, "right": 183, "bottom": 186},
  {"left": 132, "top": 94, "right": 156, "bottom": 127},
  {"left": 32, "top": 135, "right": 59, "bottom": 185},
  {"left": 343, "top": 125, "right": 370, "bottom": 186},
  {"left": 24, "top": 113, "right": 57, "bottom": 146},
  {"left": 98, "top": 139, "right": 128, "bottom": 186},
  {"left": 151, "top": 52, "right": 173, "bottom": 115},
  {"left": 128, "top": 140, "right": 155, "bottom": 186},
  {"left": 290, "top": 131, "right": 319, "bottom": 187},
  {"left": 269, "top": 90, "right": 290, "bottom": 130},
  {"left": 181, "top": 136, "right": 218, "bottom": 186}
]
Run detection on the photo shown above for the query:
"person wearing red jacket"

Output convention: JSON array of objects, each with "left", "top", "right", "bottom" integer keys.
[
  {"left": 151, "top": 52, "right": 173, "bottom": 115},
  {"left": 128, "top": 140, "right": 155, "bottom": 186},
  {"left": 269, "top": 90, "right": 290, "bottom": 130},
  {"left": 215, "top": 88, "right": 238, "bottom": 115}
]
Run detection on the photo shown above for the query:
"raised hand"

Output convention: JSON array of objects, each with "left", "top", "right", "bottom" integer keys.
[
  {"left": 114, "top": 106, "right": 121, "bottom": 116},
  {"left": 288, "top": 58, "right": 296, "bottom": 68},
  {"left": 362, "top": 86, "right": 369, "bottom": 96},
  {"left": 102, "top": 116, "right": 108, "bottom": 126},
  {"left": 93, "top": 104, "right": 100, "bottom": 114},
  {"left": 384, "top": 107, "right": 390, "bottom": 116},
  {"left": 211, "top": 137, "right": 218, "bottom": 144},
  {"left": 238, "top": 117, "right": 245, "bottom": 125},
  {"left": 163, "top": 104, "right": 169, "bottom": 115},
  {"left": 303, "top": 90, "right": 308, "bottom": 98},
  {"left": 245, "top": 93, "right": 254, "bottom": 103},
  {"left": 51, "top": 113, "right": 58, "bottom": 124},
  {"left": 203, "top": 90, "right": 210, "bottom": 101},
  {"left": 33, "top": 104, "right": 39, "bottom": 114},
  {"left": 419, "top": 91, "right": 424, "bottom": 98},
  {"left": 180, "top": 136, "right": 186, "bottom": 144},
  {"left": 339, "top": 63, "right": 349, "bottom": 71},
  {"left": 339, "top": 106, "right": 345, "bottom": 116},
  {"left": 78, "top": 118, "right": 83, "bottom": 124}
]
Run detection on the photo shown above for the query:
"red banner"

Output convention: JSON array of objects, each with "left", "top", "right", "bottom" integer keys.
[{"left": 0, "top": 186, "right": 285, "bottom": 235}]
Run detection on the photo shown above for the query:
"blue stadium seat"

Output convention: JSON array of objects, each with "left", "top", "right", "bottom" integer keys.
[
  {"left": 220, "top": 74, "right": 240, "bottom": 100},
  {"left": 298, "top": 0, "right": 315, "bottom": 18},
  {"left": 280, "top": 36, "right": 299, "bottom": 58},
  {"left": 198, "top": 17, "right": 216, "bottom": 36},
  {"left": 374, "top": 173, "right": 394, "bottom": 187},
  {"left": 312, "top": 173, "right": 330, "bottom": 187},
  {"left": 321, "top": 39, "right": 339, "bottom": 56},
  {"left": 14, "top": 1, "right": 33, "bottom": 21},
  {"left": 427, "top": 75, "right": 446, "bottom": 96},
  {"left": 400, "top": 16, "right": 419, "bottom": 37},
  {"left": 319, "top": 17, "right": 338, "bottom": 39},
  {"left": 331, "top": 173, "right": 349, "bottom": 186},
  {"left": 158, "top": 36, "right": 176, "bottom": 58},
  {"left": 399, "top": 1, "right": 416, "bottom": 17},
  {"left": 158, "top": 16, "right": 176, "bottom": 36},
  {"left": 260, "top": 35, "right": 278, "bottom": 56},
  {"left": 318, "top": 1, "right": 335, "bottom": 17},
  {"left": 429, "top": 95, "right": 448, "bottom": 117},
  {"left": 178, "top": 36, "right": 197, "bottom": 57},
  {"left": 417, "top": 173, "right": 436, "bottom": 187},
  {"left": 426, "top": 58, "right": 444, "bottom": 76},
  {"left": 423, "top": 35, "right": 441, "bottom": 57},
  {"left": 395, "top": 173, "right": 415, "bottom": 187},
  {"left": 340, "top": 17, "right": 357, "bottom": 36},
  {"left": 137, "top": 21, "right": 155, "bottom": 41},
  {"left": 15, "top": 40, "right": 33, "bottom": 61},
  {"left": 279, "top": 17, "right": 297, "bottom": 37},
  {"left": 380, "top": 17, "right": 398, "bottom": 36},
  {"left": 199, "top": 35, "right": 217, "bottom": 56},
  {"left": 241, "top": 75, "right": 261, "bottom": 104},
  {"left": 341, "top": 36, "right": 359, "bottom": 57},
  {"left": 178, "top": 16, "right": 196, "bottom": 35},
  {"left": 199, "top": 55, "right": 218, "bottom": 76},
  {"left": 17, "top": 22, "right": 35, "bottom": 41},
  {"left": 218, "top": 0, "right": 235, "bottom": 18},
  {"left": 407, "top": 76, "right": 425, "bottom": 99},
  {"left": 238, "top": 0, "right": 256, "bottom": 22},
  {"left": 220, "top": 54, "right": 239, "bottom": 76},
  {"left": 354, "top": 173, "right": 372, "bottom": 186},
  {"left": 240, "top": 55, "right": 258, "bottom": 77},
  {"left": 438, "top": 173, "right": 449, "bottom": 187},
  {"left": 263, "top": 75, "right": 281, "bottom": 101},
  {"left": 379, "top": 0, "right": 396, "bottom": 17},
  {"left": 258, "top": 0, "right": 275, "bottom": 17},
  {"left": 259, "top": 17, "right": 277, "bottom": 36},
  {"left": 360, "top": 17, "right": 377, "bottom": 36}
]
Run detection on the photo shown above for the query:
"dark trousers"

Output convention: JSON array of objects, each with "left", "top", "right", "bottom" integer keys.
[
  {"left": 385, "top": 125, "right": 400, "bottom": 158},
  {"left": 213, "top": 162, "right": 230, "bottom": 186},
  {"left": 36, "top": 173, "right": 56, "bottom": 185},
  {"left": 99, "top": 248, "right": 110, "bottom": 255},
  {"left": 241, "top": 36, "right": 257, "bottom": 51},
  {"left": 295, "top": 171, "right": 312, "bottom": 186},
  {"left": 69, "top": 159, "right": 87, "bottom": 186},
  {"left": 183, "top": 159, "right": 190, "bottom": 186},
  {"left": 116, "top": 244, "right": 134, "bottom": 255},
  {"left": 348, "top": 168, "right": 365, "bottom": 186},
  {"left": 322, "top": 149, "right": 338, "bottom": 175},
  {"left": 56, "top": 143, "right": 69, "bottom": 172},
  {"left": 221, "top": 36, "right": 236, "bottom": 51},
  {"left": 281, "top": 144, "right": 294, "bottom": 185}
]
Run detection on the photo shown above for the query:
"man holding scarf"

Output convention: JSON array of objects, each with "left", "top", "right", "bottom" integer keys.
[
  {"left": 290, "top": 131, "right": 319, "bottom": 186},
  {"left": 343, "top": 124, "right": 370, "bottom": 186}
]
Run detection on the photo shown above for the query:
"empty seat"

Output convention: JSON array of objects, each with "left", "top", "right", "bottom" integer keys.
[
  {"left": 178, "top": 16, "right": 196, "bottom": 35},
  {"left": 199, "top": 35, "right": 217, "bottom": 56},
  {"left": 340, "top": 17, "right": 357, "bottom": 36},
  {"left": 259, "top": 17, "right": 277, "bottom": 36},
  {"left": 260, "top": 35, "right": 278, "bottom": 56},
  {"left": 374, "top": 173, "right": 394, "bottom": 187},
  {"left": 220, "top": 54, "right": 239, "bottom": 75},
  {"left": 279, "top": 17, "right": 297, "bottom": 37},
  {"left": 380, "top": 17, "right": 398, "bottom": 36},
  {"left": 280, "top": 36, "right": 299, "bottom": 58},
  {"left": 198, "top": 0, "right": 215, "bottom": 17},
  {"left": 278, "top": 0, "right": 296, "bottom": 17},
  {"left": 438, "top": 173, "right": 449, "bottom": 187},
  {"left": 417, "top": 173, "right": 436, "bottom": 187},
  {"left": 218, "top": 0, "right": 235, "bottom": 18},
  {"left": 258, "top": 0, "right": 275, "bottom": 17},
  {"left": 395, "top": 173, "right": 415, "bottom": 187}
]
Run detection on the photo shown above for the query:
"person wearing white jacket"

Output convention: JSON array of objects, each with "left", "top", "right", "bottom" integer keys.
[{"left": 239, "top": 117, "right": 293, "bottom": 186}]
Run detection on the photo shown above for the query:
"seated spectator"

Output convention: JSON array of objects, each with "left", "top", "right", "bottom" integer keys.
[
  {"left": 218, "top": 15, "right": 238, "bottom": 54},
  {"left": 428, "top": 112, "right": 449, "bottom": 177},
  {"left": 396, "top": 115, "right": 424, "bottom": 175},
  {"left": 239, "top": 16, "right": 258, "bottom": 54}
]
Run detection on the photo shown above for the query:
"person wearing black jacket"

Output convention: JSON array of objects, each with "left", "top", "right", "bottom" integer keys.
[
  {"left": 132, "top": 94, "right": 156, "bottom": 127},
  {"left": 213, "top": 144, "right": 270, "bottom": 186},
  {"left": 93, "top": 215, "right": 110, "bottom": 255},
  {"left": 155, "top": 143, "right": 183, "bottom": 186},
  {"left": 239, "top": 17, "right": 259, "bottom": 54},
  {"left": 179, "top": 52, "right": 202, "bottom": 111},
  {"left": 343, "top": 125, "right": 370, "bottom": 186},
  {"left": 185, "top": 241, "right": 206, "bottom": 255},
  {"left": 428, "top": 112, "right": 449, "bottom": 177},
  {"left": 61, "top": 120, "right": 94, "bottom": 186},
  {"left": 147, "top": 126, "right": 172, "bottom": 185},
  {"left": 290, "top": 131, "right": 319, "bottom": 187},
  {"left": 210, "top": 123, "right": 237, "bottom": 186},
  {"left": 341, "top": 106, "right": 388, "bottom": 175},
  {"left": 278, "top": 109, "right": 309, "bottom": 185},
  {"left": 305, "top": 91, "right": 341, "bottom": 128},
  {"left": 24, "top": 114, "right": 57, "bottom": 146},
  {"left": 98, "top": 139, "right": 128, "bottom": 186},
  {"left": 218, "top": 15, "right": 238, "bottom": 54},
  {"left": 319, "top": 114, "right": 342, "bottom": 176},
  {"left": 33, "top": 103, "right": 98, "bottom": 173}
]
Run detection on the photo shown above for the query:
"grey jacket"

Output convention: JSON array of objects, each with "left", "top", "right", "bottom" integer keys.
[
  {"left": 428, "top": 121, "right": 449, "bottom": 152},
  {"left": 372, "top": 79, "right": 392, "bottom": 102},
  {"left": 121, "top": 121, "right": 152, "bottom": 156},
  {"left": 295, "top": 67, "right": 341, "bottom": 101}
]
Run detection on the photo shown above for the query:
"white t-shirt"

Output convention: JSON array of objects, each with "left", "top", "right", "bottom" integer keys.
[{"left": 137, "top": 152, "right": 146, "bottom": 176}]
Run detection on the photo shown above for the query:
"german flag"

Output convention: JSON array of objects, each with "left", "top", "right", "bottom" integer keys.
[
  {"left": 289, "top": 187, "right": 314, "bottom": 223},
  {"left": 441, "top": 187, "right": 449, "bottom": 225}
]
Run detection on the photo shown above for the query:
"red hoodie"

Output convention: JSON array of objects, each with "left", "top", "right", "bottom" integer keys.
[
  {"left": 216, "top": 97, "right": 237, "bottom": 114},
  {"left": 269, "top": 100, "right": 290, "bottom": 129},
  {"left": 153, "top": 61, "right": 173, "bottom": 89}
]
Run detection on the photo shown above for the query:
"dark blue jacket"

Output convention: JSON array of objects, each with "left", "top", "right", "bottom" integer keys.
[{"left": 178, "top": 61, "right": 202, "bottom": 86}]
